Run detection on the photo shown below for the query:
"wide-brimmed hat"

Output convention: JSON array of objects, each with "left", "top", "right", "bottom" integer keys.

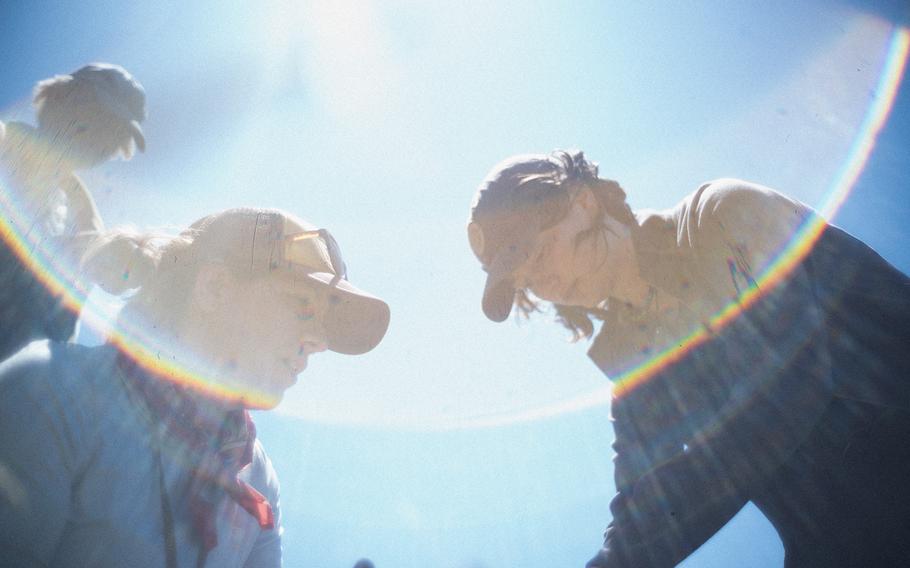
[{"left": 188, "top": 208, "right": 390, "bottom": 355}]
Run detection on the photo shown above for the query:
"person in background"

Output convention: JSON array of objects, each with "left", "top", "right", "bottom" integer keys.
[
  {"left": 466, "top": 150, "right": 910, "bottom": 567},
  {"left": 0, "top": 62, "right": 146, "bottom": 360},
  {"left": 0, "top": 207, "right": 390, "bottom": 567}
]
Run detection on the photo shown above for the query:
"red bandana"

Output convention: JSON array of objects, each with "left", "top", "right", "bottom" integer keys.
[{"left": 116, "top": 352, "right": 274, "bottom": 554}]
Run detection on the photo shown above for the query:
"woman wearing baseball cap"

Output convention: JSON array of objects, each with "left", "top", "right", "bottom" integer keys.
[
  {"left": 0, "top": 62, "right": 147, "bottom": 360},
  {"left": 0, "top": 207, "right": 390, "bottom": 567},
  {"left": 467, "top": 150, "right": 910, "bottom": 566}
]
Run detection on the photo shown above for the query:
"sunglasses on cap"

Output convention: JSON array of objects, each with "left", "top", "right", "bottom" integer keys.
[
  {"left": 194, "top": 208, "right": 390, "bottom": 355},
  {"left": 280, "top": 229, "right": 348, "bottom": 281}
]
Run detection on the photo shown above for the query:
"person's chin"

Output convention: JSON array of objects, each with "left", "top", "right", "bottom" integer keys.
[
  {"left": 67, "top": 148, "right": 113, "bottom": 171},
  {"left": 564, "top": 280, "right": 603, "bottom": 308},
  {"left": 245, "top": 388, "right": 284, "bottom": 410},
  {"left": 263, "top": 371, "right": 299, "bottom": 402},
  {"left": 571, "top": 293, "right": 601, "bottom": 309},
  {"left": 534, "top": 286, "right": 566, "bottom": 305},
  {"left": 543, "top": 285, "right": 584, "bottom": 307},
  {"left": 223, "top": 373, "right": 291, "bottom": 410}
]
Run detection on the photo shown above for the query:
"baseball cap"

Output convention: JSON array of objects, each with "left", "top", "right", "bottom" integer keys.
[
  {"left": 189, "top": 208, "right": 390, "bottom": 355},
  {"left": 468, "top": 151, "right": 598, "bottom": 322},
  {"left": 70, "top": 63, "right": 147, "bottom": 152}
]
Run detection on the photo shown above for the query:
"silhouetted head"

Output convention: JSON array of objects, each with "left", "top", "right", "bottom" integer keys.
[{"left": 33, "top": 63, "right": 146, "bottom": 170}]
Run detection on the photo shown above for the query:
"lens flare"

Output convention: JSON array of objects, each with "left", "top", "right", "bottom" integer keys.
[
  {"left": 1, "top": 24, "right": 907, "bottom": 429},
  {"left": 408, "top": 24, "right": 910, "bottom": 431},
  {"left": 0, "top": 150, "right": 277, "bottom": 408},
  {"left": 612, "top": 26, "right": 908, "bottom": 398}
]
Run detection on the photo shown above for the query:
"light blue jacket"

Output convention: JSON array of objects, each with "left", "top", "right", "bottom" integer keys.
[{"left": 0, "top": 341, "right": 283, "bottom": 567}]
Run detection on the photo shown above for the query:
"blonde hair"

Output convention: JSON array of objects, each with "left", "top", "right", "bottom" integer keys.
[{"left": 81, "top": 227, "right": 200, "bottom": 332}]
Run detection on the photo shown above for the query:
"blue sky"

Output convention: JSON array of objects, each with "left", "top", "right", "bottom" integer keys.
[{"left": 2, "top": 1, "right": 908, "bottom": 566}]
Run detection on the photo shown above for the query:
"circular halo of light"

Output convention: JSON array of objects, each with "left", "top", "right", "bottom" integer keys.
[
  {"left": 407, "top": 25, "right": 910, "bottom": 432},
  {"left": 2, "top": 27, "right": 908, "bottom": 431}
]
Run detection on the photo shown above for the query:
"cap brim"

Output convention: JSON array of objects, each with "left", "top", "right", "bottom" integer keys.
[
  {"left": 482, "top": 272, "right": 516, "bottom": 322},
  {"left": 480, "top": 235, "right": 536, "bottom": 322},
  {"left": 128, "top": 120, "right": 145, "bottom": 153},
  {"left": 297, "top": 272, "right": 391, "bottom": 355}
]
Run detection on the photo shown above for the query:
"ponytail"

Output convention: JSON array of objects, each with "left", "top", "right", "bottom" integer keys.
[{"left": 80, "top": 229, "right": 160, "bottom": 295}]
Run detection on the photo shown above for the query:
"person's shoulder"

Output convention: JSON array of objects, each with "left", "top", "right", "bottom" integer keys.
[
  {"left": 659, "top": 179, "right": 831, "bottom": 293},
  {"left": 0, "top": 340, "right": 63, "bottom": 386},
  {"left": 246, "top": 438, "right": 281, "bottom": 501},
  {"left": 686, "top": 178, "right": 814, "bottom": 224},
  {"left": 0, "top": 341, "right": 118, "bottom": 401},
  {"left": 0, "top": 120, "right": 37, "bottom": 150},
  {"left": 0, "top": 120, "right": 10, "bottom": 156},
  {"left": 0, "top": 121, "right": 40, "bottom": 176},
  {"left": 673, "top": 178, "right": 819, "bottom": 247}
]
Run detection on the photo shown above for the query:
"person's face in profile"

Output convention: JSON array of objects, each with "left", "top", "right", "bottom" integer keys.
[
  {"left": 195, "top": 269, "right": 329, "bottom": 408},
  {"left": 40, "top": 101, "right": 135, "bottom": 171},
  {"left": 512, "top": 189, "right": 616, "bottom": 308}
]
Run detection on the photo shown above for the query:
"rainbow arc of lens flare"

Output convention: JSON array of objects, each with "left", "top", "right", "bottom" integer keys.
[
  {"left": 421, "top": 25, "right": 910, "bottom": 431},
  {"left": 1, "top": 26, "right": 908, "bottom": 427},
  {"left": 611, "top": 26, "right": 909, "bottom": 399},
  {"left": 0, "top": 174, "right": 274, "bottom": 408}
]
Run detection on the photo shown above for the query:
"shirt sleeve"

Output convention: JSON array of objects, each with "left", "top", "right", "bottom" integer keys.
[
  {"left": 0, "top": 353, "right": 89, "bottom": 566},
  {"left": 243, "top": 440, "right": 283, "bottom": 568},
  {"left": 59, "top": 174, "right": 104, "bottom": 237},
  {"left": 597, "top": 181, "right": 835, "bottom": 567},
  {"left": 51, "top": 174, "right": 103, "bottom": 276}
]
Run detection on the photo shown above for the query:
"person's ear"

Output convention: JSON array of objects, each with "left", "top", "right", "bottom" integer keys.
[
  {"left": 575, "top": 186, "right": 599, "bottom": 212},
  {"left": 568, "top": 186, "right": 601, "bottom": 228},
  {"left": 192, "top": 263, "right": 238, "bottom": 313}
]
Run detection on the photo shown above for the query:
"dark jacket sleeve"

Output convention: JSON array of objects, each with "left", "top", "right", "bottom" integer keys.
[{"left": 594, "top": 182, "right": 835, "bottom": 567}]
